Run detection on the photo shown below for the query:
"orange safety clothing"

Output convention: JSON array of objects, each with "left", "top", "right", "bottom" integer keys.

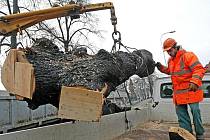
[{"left": 159, "top": 49, "right": 206, "bottom": 105}]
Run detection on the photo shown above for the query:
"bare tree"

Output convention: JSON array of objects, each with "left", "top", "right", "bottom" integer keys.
[
  {"left": 0, "top": 0, "right": 35, "bottom": 52},
  {"left": 0, "top": 0, "right": 19, "bottom": 53},
  {"left": 0, "top": 0, "right": 105, "bottom": 54}
]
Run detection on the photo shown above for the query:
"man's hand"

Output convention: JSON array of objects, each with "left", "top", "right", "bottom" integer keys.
[
  {"left": 189, "top": 82, "right": 198, "bottom": 92},
  {"left": 156, "top": 62, "right": 162, "bottom": 71}
]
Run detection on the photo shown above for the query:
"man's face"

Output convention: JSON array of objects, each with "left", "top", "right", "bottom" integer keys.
[{"left": 167, "top": 47, "right": 177, "bottom": 57}]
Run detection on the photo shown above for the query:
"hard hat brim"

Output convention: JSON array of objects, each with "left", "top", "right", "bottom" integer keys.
[{"left": 163, "top": 47, "right": 172, "bottom": 52}]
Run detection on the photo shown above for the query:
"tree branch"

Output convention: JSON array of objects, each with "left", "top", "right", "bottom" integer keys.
[
  {"left": 56, "top": 18, "right": 65, "bottom": 41},
  {"left": 0, "top": 43, "right": 11, "bottom": 47},
  {"left": 6, "top": 0, "right": 11, "bottom": 14},
  {"left": 0, "top": 11, "right": 7, "bottom": 15},
  {"left": 69, "top": 27, "right": 96, "bottom": 42}
]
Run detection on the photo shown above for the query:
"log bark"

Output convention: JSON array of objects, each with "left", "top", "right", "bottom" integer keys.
[{"left": 23, "top": 38, "right": 155, "bottom": 109}]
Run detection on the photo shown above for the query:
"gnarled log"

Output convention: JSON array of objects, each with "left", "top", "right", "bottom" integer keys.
[{"left": 23, "top": 38, "right": 155, "bottom": 109}]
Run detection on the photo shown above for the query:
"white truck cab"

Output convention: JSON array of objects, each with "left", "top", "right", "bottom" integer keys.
[{"left": 151, "top": 73, "right": 210, "bottom": 123}]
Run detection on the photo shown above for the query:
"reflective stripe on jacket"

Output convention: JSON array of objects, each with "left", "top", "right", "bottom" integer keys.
[{"left": 160, "top": 49, "right": 206, "bottom": 104}]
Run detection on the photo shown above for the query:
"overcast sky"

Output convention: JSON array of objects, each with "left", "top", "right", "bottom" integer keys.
[
  {"left": 1, "top": 0, "right": 210, "bottom": 89},
  {"left": 92, "top": 0, "right": 210, "bottom": 66}
]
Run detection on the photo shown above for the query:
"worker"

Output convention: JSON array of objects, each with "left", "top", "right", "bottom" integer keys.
[{"left": 156, "top": 38, "right": 206, "bottom": 140}]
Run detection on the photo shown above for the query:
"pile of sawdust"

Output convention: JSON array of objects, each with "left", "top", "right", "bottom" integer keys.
[
  {"left": 112, "top": 121, "right": 178, "bottom": 140},
  {"left": 135, "top": 121, "right": 178, "bottom": 130},
  {"left": 113, "top": 121, "right": 210, "bottom": 140}
]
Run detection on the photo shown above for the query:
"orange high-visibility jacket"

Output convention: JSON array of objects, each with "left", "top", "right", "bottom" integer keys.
[{"left": 160, "top": 49, "right": 206, "bottom": 105}]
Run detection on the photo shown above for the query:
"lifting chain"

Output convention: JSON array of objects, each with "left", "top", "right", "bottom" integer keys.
[
  {"left": 110, "top": 7, "right": 117, "bottom": 33},
  {"left": 110, "top": 7, "right": 122, "bottom": 53},
  {"left": 111, "top": 31, "right": 121, "bottom": 53},
  {"left": 110, "top": 7, "right": 136, "bottom": 53}
]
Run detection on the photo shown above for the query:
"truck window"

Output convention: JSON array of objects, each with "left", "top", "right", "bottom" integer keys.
[
  {"left": 160, "top": 83, "right": 173, "bottom": 98},
  {"left": 160, "top": 81, "right": 210, "bottom": 99},
  {"left": 201, "top": 81, "right": 210, "bottom": 98}
]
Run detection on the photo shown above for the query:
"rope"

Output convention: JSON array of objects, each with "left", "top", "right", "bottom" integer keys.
[
  {"left": 110, "top": 29, "right": 157, "bottom": 105},
  {"left": 116, "top": 89, "right": 131, "bottom": 131},
  {"left": 109, "top": 29, "right": 158, "bottom": 131},
  {"left": 139, "top": 51, "right": 158, "bottom": 105}
]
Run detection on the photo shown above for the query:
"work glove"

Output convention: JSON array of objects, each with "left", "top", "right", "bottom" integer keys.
[
  {"left": 205, "top": 62, "right": 210, "bottom": 73},
  {"left": 188, "top": 82, "right": 198, "bottom": 92},
  {"left": 155, "top": 62, "right": 162, "bottom": 71}
]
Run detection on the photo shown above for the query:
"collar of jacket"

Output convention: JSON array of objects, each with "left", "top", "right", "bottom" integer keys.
[{"left": 171, "top": 49, "right": 186, "bottom": 60}]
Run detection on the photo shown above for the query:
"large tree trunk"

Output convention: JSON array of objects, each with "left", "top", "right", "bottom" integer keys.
[{"left": 23, "top": 38, "right": 155, "bottom": 109}]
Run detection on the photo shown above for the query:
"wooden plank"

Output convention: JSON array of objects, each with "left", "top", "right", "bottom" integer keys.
[
  {"left": 58, "top": 86, "right": 104, "bottom": 122},
  {"left": 14, "top": 62, "right": 34, "bottom": 99},
  {"left": 1, "top": 49, "right": 17, "bottom": 92},
  {"left": 17, "top": 50, "right": 36, "bottom": 97},
  {"left": 1, "top": 49, "right": 35, "bottom": 100},
  {"left": 169, "top": 127, "right": 196, "bottom": 140},
  {"left": 15, "top": 95, "right": 24, "bottom": 100},
  {"left": 17, "top": 50, "right": 29, "bottom": 63}
]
